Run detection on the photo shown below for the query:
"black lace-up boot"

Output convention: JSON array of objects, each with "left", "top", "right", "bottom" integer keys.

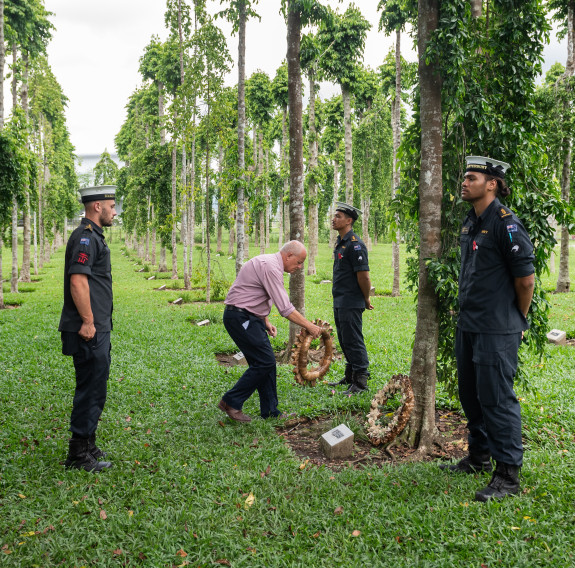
[{"left": 475, "top": 462, "right": 520, "bottom": 502}]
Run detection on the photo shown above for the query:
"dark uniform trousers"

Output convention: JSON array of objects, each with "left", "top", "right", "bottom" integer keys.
[
  {"left": 63, "top": 331, "right": 111, "bottom": 437},
  {"left": 222, "top": 310, "right": 280, "bottom": 418},
  {"left": 456, "top": 328, "right": 523, "bottom": 466},
  {"left": 333, "top": 307, "right": 369, "bottom": 373}
]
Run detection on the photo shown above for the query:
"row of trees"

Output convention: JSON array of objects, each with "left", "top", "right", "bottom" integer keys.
[
  {"left": 2, "top": 0, "right": 573, "bottom": 454},
  {"left": 0, "top": 0, "right": 79, "bottom": 309}
]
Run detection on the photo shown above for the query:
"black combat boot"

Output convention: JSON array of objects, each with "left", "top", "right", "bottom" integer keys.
[
  {"left": 328, "top": 365, "right": 353, "bottom": 387},
  {"left": 474, "top": 462, "right": 520, "bottom": 502},
  {"left": 439, "top": 452, "right": 493, "bottom": 474},
  {"left": 88, "top": 432, "right": 107, "bottom": 459},
  {"left": 343, "top": 371, "right": 369, "bottom": 395},
  {"left": 65, "top": 435, "right": 112, "bottom": 472}
]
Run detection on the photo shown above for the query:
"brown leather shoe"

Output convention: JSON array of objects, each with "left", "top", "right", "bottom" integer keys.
[{"left": 217, "top": 399, "right": 252, "bottom": 423}]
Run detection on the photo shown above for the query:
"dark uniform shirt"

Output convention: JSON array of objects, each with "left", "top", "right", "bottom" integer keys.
[
  {"left": 458, "top": 197, "right": 534, "bottom": 334},
  {"left": 58, "top": 218, "right": 113, "bottom": 332},
  {"left": 332, "top": 229, "right": 370, "bottom": 309}
]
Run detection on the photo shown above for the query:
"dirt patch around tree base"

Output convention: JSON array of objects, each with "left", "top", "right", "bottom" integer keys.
[{"left": 276, "top": 410, "right": 468, "bottom": 471}]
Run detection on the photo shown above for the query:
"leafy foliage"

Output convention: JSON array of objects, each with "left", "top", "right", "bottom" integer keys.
[{"left": 397, "top": 0, "right": 573, "bottom": 393}]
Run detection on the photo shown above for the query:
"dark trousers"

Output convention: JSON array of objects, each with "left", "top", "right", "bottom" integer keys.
[
  {"left": 455, "top": 328, "right": 523, "bottom": 466},
  {"left": 62, "top": 331, "right": 111, "bottom": 437},
  {"left": 333, "top": 307, "right": 369, "bottom": 373},
  {"left": 222, "top": 310, "right": 279, "bottom": 418}
]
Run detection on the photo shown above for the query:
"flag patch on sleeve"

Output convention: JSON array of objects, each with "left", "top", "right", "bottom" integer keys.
[{"left": 80, "top": 237, "right": 90, "bottom": 246}]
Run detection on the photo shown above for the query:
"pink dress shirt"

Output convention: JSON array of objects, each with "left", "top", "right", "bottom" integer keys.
[{"left": 225, "top": 252, "right": 295, "bottom": 319}]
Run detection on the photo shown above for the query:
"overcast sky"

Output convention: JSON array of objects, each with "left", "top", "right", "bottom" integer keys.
[{"left": 16, "top": 0, "right": 568, "bottom": 156}]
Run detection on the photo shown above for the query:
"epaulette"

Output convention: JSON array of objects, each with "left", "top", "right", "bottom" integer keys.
[
  {"left": 497, "top": 206, "right": 512, "bottom": 219},
  {"left": 84, "top": 223, "right": 93, "bottom": 232}
]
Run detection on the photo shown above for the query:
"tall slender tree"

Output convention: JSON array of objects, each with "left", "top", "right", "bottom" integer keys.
[
  {"left": 549, "top": 0, "right": 575, "bottom": 293},
  {"left": 317, "top": 5, "right": 370, "bottom": 204},
  {"left": 217, "top": 0, "right": 260, "bottom": 274},
  {"left": 378, "top": 0, "right": 413, "bottom": 296}
]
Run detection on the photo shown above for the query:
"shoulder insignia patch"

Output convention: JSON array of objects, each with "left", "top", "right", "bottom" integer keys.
[
  {"left": 499, "top": 207, "right": 512, "bottom": 219},
  {"left": 351, "top": 235, "right": 357, "bottom": 241},
  {"left": 85, "top": 223, "right": 93, "bottom": 232},
  {"left": 461, "top": 227, "right": 469, "bottom": 234}
]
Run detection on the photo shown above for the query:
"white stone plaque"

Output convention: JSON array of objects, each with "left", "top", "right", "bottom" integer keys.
[
  {"left": 319, "top": 423, "right": 354, "bottom": 459},
  {"left": 547, "top": 329, "right": 567, "bottom": 345}
]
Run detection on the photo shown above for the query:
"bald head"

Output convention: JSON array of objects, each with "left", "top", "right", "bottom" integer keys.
[
  {"left": 280, "top": 240, "right": 307, "bottom": 273},
  {"left": 281, "top": 240, "right": 306, "bottom": 256}
]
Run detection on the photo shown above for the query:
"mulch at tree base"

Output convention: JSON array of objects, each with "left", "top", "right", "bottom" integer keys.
[{"left": 276, "top": 410, "right": 468, "bottom": 471}]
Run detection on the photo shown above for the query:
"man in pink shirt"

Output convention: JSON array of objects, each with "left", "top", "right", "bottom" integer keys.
[{"left": 217, "top": 241, "right": 322, "bottom": 422}]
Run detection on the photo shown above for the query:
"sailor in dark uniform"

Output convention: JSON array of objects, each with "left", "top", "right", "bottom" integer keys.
[
  {"left": 328, "top": 202, "right": 374, "bottom": 394},
  {"left": 440, "top": 157, "right": 535, "bottom": 502},
  {"left": 59, "top": 185, "right": 117, "bottom": 472}
]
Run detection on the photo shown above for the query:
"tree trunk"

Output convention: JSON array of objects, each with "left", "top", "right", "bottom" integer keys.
[
  {"left": 159, "top": 247, "right": 167, "bottom": 272},
  {"left": 392, "top": 29, "right": 402, "bottom": 297},
  {"left": 556, "top": 142, "right": 571, "bottom": 293},
  {"left": 10, "top": 47, "right": 18, "bottom": 293},
  {"left": 183, "top": 145, "right": 191, "bottom": 290},
  {"left": 470, "top": 0, "right": 482, "bottom": 18},
  {"left": 20, "top": 53, "right": 31, "bottom": 283},
  {"left": 265, "top": 148, "right": 270, "bottom": 249},
  {"left": 189, "top": 129, "right": 196, "bottom": 276},
  {"left": 159, "top": 81, "right": 166, "bottom": 146},
  {"left": 33, "top": 210, "right": 38, "bottom": 275},
  {"left": 556, "top": 2, "right": 574, "bottom": 293},
  {"left": 361, "top": 193, "right": 371, "bottom": 250},
  {"left": 11, "top": 198, "right": 18, "bottom": 293},
  {"left": 329, "top": 155, "right": 340, "bottom": 249},
  {"left": 405, "top": 0, "right": 443, "bottom": 454},
  {"left": 285, "top": 2, "right": 306, "bottom": 356},
  {"left": 171, "top": 142, "right": 178, "bottom": 279},
  {"left": 235, "top": 0, "right": 247, "bottom": 275},
  {"left": 216, "top": 145, "right": 223, "bottom": 253},
  {"left": 258, "top": 130, "right": 265, "bottom": 255},
  {"left": 152, "top": 225, "right": 157, "bottom": 265},
  {"left": 283, "top": 178, "right": 290, "bottom": 245},
  {"left": 228, "top": 211, "right": 235, "bottom": 256},
  {"left": 205, "top": 85, "right": 212, "bottom": 303},
  {"left": 279, "top": 106, "right": 288, "bottom": 248},
  {"left": 342, "top": 83, "right": 354, "bottom": 204},
  {"left": 307, "top": 72, "right": 318, "bottom": 275},
  {"left": 21, "top": 192, "right": 31, "bottom": 282}
]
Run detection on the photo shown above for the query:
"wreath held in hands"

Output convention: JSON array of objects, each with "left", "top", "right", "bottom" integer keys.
[{"left": 290, "top": 319, "right": 334, "bottom": 387}]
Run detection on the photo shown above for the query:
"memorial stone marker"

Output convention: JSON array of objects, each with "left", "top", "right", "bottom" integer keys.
[{"left": 319, "top": 424, "right": 354, "bottom": 459}]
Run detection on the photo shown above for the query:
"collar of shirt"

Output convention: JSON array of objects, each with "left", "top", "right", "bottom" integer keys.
[
  {"left": 81, "top": 217, "right": 104, "bottom": 236},
  {"left": 336, "top": 229, "right": 354, "bottom": 246},
  {"left": 465, "top": 197, "right": 501, "bottom": 226}
]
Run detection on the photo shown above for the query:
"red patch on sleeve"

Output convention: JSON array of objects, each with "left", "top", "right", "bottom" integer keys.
[{"left": 77, "top": 252, "right": 89, "bottom": 264}]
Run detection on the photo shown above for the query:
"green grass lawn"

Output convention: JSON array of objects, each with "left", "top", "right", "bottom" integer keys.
[{"left": 1, "top": 233, "right": 575, "bottom": 567}]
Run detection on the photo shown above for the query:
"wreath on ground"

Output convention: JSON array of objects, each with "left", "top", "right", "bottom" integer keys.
[
  {"left": 290, "top": 319, "right": 334, "bottom": 387},
  {"left": 366, "top": 374, "right": 415, "bottom": 446}
]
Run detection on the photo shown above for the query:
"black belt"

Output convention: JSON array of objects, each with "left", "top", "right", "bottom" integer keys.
[{"left": 225, "top": 305, "right": 250, "bottom": 314}]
